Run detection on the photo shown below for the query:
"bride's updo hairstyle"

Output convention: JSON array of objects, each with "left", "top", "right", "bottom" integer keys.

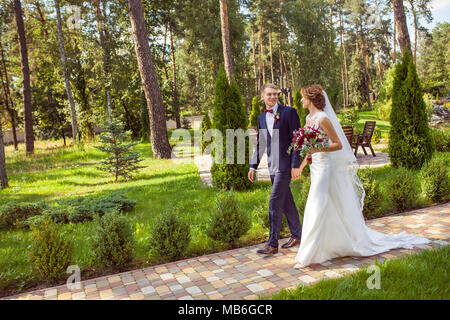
[{"left": 301, "top": 84, "right": 325, "bottom": 110}]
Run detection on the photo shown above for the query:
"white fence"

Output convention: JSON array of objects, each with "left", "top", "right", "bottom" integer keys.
[{"left": 2, "top": 129, "right": 24, "bottom": 145}]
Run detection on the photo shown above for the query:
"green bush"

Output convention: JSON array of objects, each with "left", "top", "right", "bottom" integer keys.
[
  {"left": 371, "top": 127, "right": 382, "bottom": 144},
  {"left": 430, "top": 127, "right": 450, "bottom": 152},
  {"left": 358, "top": 169, "right": 383, "bottom": 219},
  {"left": 56, "top": 192, "right": 137, "bottom": 223},
  {"left": 30, "top": 218, "right": 73, "bottom": 282},
  {"left": 420, "top": 157, "right": 450, "bottom": 203},
  {"left": 340, "top": 107, "right": 360, "bottom": 126},
  {"left": 253, "top": 196, "right": 288, "bottom": 233},
  {"left": 0, "top": 202, "right": 47, "bottom": 230},
  {"left": 206, "top": 191, "right": 251, "bottom": 245},
  {"left": 389, "top": 49, "right": 434, "bottom": 169},
  {"left": 388, "top": 167, "right": 419, "bottom": 212},
  {"left": 149, "top": 210, "right": 191, "bottom": 261},
  {"left": 91, "top": 210, "right": 135, "bottom": 269},
  {"left": 375, "top": 99, "right": 392, "bottom": 121}
]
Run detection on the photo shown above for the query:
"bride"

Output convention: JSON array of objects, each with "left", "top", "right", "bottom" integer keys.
[{"left": 293, "top": 84, "right": 430, "bottom": 267}]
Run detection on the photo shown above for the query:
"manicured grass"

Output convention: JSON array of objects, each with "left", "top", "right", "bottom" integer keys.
[
  {"left": 267, "top": 245, "right": 450, "bottom": 300},
  {"left": 336, "top": 109, "right": 391, "bottom": 138}
]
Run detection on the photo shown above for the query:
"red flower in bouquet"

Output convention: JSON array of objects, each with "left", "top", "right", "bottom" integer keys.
[{"left": 287, "top": 127, "right": 330, "bottom": 163}]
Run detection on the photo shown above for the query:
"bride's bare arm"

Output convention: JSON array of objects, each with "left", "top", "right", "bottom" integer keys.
[{"left": 310, "top": 117, "right": 342, "bottom": 153}]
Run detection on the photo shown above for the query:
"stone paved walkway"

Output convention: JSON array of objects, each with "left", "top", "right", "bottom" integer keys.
[
  {"left": 3, "top": 203, "right": 449, "bottom": 300},
  {"left": 195, "top": 132, "right": 390, "bottom": 187}
]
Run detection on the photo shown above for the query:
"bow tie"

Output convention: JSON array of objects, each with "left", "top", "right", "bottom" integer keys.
[{"left": 264, "top": 109, "right": 274, "bottom": 113}]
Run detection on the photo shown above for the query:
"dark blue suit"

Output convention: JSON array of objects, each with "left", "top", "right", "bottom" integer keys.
[{"left": 250, "top": 105, "right": 302, "bottom": 248}]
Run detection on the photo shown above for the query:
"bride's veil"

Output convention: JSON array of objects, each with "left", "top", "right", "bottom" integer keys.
[{"left": 322, "top": 90, "right": 366, "bottom": 212}]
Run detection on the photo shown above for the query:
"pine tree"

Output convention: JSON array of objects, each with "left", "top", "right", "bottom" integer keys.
[
  {"left": 211, "top": 68, "right": 251, "bottom": 190},
  {"left": 293, "top": 89, "right": 307, "bottom": 128},
  {"left": 389, "top": 49, "right": 434, "bottom": 169},
  {"left": 96, "top": 120, "right": 145, "bottom": 182},
  {"left": 249, "top": 96, "right": 260, "bottom": 127},
  {"left": 348, "top": 48, "right": 367, "bottom": 107},
  {"left": 201, "top": 111, "right": 212, "bottom": 153}
]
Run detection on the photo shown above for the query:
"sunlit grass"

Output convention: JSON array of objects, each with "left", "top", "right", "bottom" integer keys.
[{"left": 267, "top": 245, "right": 450, "bottom": 300}]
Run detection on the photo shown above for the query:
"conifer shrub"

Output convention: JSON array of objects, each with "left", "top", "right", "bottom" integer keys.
[
  {"left": 201, "top": 111, "right": 212, "bottom": 152},
  {"left": 420, "top": 157, "right": 450, "bottom": 203},
  {"left": 358, "top": 169, "right": 383, "bottom": 219},
  {"left": 0, "top": 202, "right": 48, "bottom": 230},
  {"left": 206, "top": 191, "right": 251, "bottom": 245},
  {"left": 293, "top": 89, "right": 307, "bottom": 128},
  {"left": 91, "top": 210, "right": 135, "bottom": 269},
  {"left": 30, "top": 218, "right": 73, "bottom": 282},
  {"left": 389, "top": 50, "right": 434, "bottom": 169},
  {"left": 211, "top": 68, "right": 252, "bottom": 190},
  {"left": 249, "top": 96, "right": 260, "bottom": 127},
  {"left": 388, "top": 167, "right": 419, "bottom": 212},
  {"left": 149, "top": 211, "right": 191, "bottom": 261}
]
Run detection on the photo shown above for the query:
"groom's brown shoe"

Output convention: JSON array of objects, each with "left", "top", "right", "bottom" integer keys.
[
  {"left": 281, "top": 238, "right": 300, "bottom": 249},
  {"left": 257, "top": 245, "right": 278, "bottom": 255}
]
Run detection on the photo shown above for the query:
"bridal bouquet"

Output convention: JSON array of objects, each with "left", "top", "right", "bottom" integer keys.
[{"left": 287, "top": 127, "right": 330, "bottom": 163}]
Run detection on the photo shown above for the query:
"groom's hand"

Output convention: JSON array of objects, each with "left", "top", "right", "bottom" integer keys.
[
  {"left": 291, "top": 167, "right": 302, "bottom": 180},
  {"left": 248, "top": 170, "right": 255, "bottom": 183}
]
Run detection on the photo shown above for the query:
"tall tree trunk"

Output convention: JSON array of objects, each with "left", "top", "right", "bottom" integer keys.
[
  {"left": 251, "top": 25, "right": 258, "bottom": 95},
  {"left": 95, "top": 0, "right": 112, "bottom": 121},
  {"left": 0, "top": 38, "right": 18, "bottom": 150},
  {"left": 170, "top": 24, "right": 181, "bottom": 128},
  {"left": 287, "top": 51, "right": 295, "bottom": 89},
  {"left": 161, "top": 20, "right": 169, "bottom": 81},
  {"left": 410, "top": 2, "right": 418, "bottom": 64},
  {"left": 378, "top": 50, "right": 384, "bottom": 84},
  {"left": 392, "top": 0, "right": 412, "bottom": 55},
  {"left": 219, "top": 0, "right": 233, "bottom": 84},
  {"left": 14, "top": 0, "right": 34, "bottom": 154},
  {"left": 0, "top": 119, "right": 7, "bottom": 188},
  {"left": 339, "top": 12, "right": 348, "bottom": 108},
  {"left": 128, "top": 0, "right": 171, "bottom": 159},
  {"left": 268, "top": 25, "right": 274, "bottom": 84},
  {"left": 259, "top": 14, "right": 265, "bottom": 84},
  {"left": 54, "top": 0, "right": 79, "bottom": 143},
  {"left": 359, "top": 27, "right": 371, "bottom": 108},
  {"left": 393, "top": 13, "right": 396, "bottom": 63},
  {"left": 34, "top": 1, "right": 49, "bottom": 39}
]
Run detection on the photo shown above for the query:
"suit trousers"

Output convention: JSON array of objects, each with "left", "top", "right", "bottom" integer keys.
[{"left": 268, "top": 171, "right": 302, "bottom": 248}]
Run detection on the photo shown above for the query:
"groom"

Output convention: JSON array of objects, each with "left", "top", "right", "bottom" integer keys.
[{"left": 249, "top": 84, "right": 302, "bottom": 255}]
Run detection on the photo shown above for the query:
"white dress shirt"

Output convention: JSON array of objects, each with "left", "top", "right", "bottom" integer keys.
[{"left": 265, "top": 103, "right": 278, "bottom": 137}]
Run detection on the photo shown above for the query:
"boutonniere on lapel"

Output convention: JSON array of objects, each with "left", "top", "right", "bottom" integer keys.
[{"left": 274, "top": 112, "right": 280, "bottom": 125}]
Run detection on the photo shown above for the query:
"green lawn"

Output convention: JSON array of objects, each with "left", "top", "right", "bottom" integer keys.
[
  {"left": 336, "top": 109, "right": 391, "bottom": 138},
  {"left": 267, "top": 245, "right": 450, "bottom": 300}
]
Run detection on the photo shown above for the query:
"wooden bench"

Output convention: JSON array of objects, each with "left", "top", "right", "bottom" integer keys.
[
  {"left": 354, "top": 121, "right": 376, "bottom": 157},
  {"left": 342, "top": 125, "right": 354, "bottom": 147}
]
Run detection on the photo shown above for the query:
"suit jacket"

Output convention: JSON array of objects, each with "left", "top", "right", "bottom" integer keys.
[{"left": 250, "top": 105, "right": 301, "bottom": 174}]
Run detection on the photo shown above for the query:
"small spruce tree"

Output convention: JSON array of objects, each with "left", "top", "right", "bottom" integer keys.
[
  {"left": 211, "top": 68, "right": 251, "bottom": 190},
  {"left": 348, "top": 48, "right": 367, "bottom": 107},
  {"left": 389, "top": 49, "right": 434, "bottom": 169},
  {"left": 96, "top": 120, "right": 145, "bottom": 181}
]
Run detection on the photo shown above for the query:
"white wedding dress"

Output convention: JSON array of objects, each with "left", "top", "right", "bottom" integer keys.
[{"left": 294, "top": 92, "right": 431, "bottom": 267}]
